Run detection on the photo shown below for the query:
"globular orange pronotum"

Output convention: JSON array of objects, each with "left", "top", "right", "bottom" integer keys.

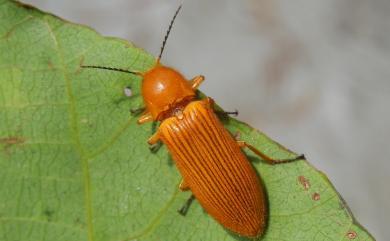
[{"left": 81, "top": 5, "right": 304, "bottom": 238}]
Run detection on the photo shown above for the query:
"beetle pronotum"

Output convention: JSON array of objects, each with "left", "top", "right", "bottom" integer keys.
[{"left": 81, "top": 5, "right": 304, "bottom": 238}]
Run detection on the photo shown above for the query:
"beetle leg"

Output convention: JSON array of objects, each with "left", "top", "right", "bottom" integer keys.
[
  {"left": 233, "top": 131, "right": 241, "bottom": 140},
  {"left": 147, "top": 132, "right": 160, "bottom": 145},
  {"left": 179, "top": 179, "right": 190, "bottom": 191},
  {"left": 148, "top": 142, "right": 162, "bottom": 153},
  {"left": 130, "top": 106, "right": 145, "bottom": 115},
  {"left": 215, "top": 109, "right": 239, "bottom": 117},
  {"left": 190, "top": 75, "right": 205, "bottom": 90},
  {"left": 205, "top": 97, "right": 238, "bottom": 117},
  {"left": 237, "top": 140, "right": 305, "bottom": 165},
  {"left": 178, "top": 194, "right": 195, "bottom": 216},
  {"left": 137, "top": 111, "right": 153, "bottom": 124}
]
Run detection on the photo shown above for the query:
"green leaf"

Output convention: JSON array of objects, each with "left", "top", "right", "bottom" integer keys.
[{"left": 0, "top": 1, "right": 375, "bottom": 241}]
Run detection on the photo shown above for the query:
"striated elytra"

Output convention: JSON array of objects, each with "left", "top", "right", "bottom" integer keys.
[{"left": 142, "top": 64, "right": 266, "bottom": 237}]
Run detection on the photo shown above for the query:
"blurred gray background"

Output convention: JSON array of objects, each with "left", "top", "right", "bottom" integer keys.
[{"left": 22, "top": 0, "right": 389, "bottom": 239}]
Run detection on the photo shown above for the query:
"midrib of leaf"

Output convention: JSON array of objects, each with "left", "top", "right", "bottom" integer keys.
[{"left": 42, "top": 20, "right": 95, "bottom": 241}]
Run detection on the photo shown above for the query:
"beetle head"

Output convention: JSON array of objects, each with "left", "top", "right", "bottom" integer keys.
[{"left": 142, "top": 63, "right": 196, "bottom": 121}]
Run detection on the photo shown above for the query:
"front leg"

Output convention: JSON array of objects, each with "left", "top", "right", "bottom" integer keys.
[
  {"left": 147, "top": 132, "right": 160, "bottom": 145},
  {"left": 190, "top": 75, "right": 205, "bottom": 90},
  {"left": 147, "top": 132, "right": 162, "bottom": 153},
  {"left": 138, "top": 111, "right": 153, "bottom": 124}
]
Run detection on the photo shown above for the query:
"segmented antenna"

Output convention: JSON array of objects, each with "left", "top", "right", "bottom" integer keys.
[
  {"left": 158, "top": 4, "right": 182, "bottom": 60},
  {"left": 81, "top": 5, "right": 182, "bottom": 74},
  {"left": 81, "top": 65, "right": 141, "bottom": 75}
]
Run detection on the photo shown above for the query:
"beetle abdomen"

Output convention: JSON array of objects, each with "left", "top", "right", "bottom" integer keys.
[{"left": 158, "top": 99, "right": 266, "bottom": 237}]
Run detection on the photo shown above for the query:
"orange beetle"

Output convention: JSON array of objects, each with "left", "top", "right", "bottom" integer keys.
[{"left": 82, "top": 6, "right": 303, "bottom": 238}]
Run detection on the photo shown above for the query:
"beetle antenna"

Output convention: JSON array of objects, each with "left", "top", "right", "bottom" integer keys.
[
  {"left": 81, "top": 65, "right": 142, "bottom": 76},
  {"left": 158, "top": 4, "right": 182, "bottom": 61}
]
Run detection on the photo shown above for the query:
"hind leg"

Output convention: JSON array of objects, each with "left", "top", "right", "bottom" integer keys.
[{"left": 237, "top": 140, "right": 305, "bottom": 165}]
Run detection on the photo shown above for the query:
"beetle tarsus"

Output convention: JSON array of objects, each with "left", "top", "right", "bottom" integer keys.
[
  {"left": 148, "top": 142, "right": 162, "bottom": 153},
  {"left": 215, "top": 109, "right": 239, "bottom": 118},
  {"left": 296, "top": 154, "right": 306, "bottom": 160},
  {"left": 178, "top": 195, "right": 195, "bottom": 216},
  {"left": 268, "top": 154, "right": 306, "bottom": 165},
  {"left": 224, "top": 110, "right": 239, "bottom": 116},
  {"left": 294, "top": 154, "right": 306, "bottom": 160}
]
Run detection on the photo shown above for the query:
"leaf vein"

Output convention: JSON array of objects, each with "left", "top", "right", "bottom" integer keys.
[{"left": 43, "top": 19, "right": 94, "bottom": 241}]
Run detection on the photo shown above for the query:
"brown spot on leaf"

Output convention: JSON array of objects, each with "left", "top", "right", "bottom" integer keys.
[
  {"left": 298, "top": 175, "right": 310, "bottom": 190},
  {"left": 346, "top": 230, "right": 357, "bottom": 239},
  {"left": 312, "top": 192, "right": 320, "bottom": 201},
  {"left": 75, "top": 56, "right": 85, "bottom": 74},
  {"left": 0, "top": 136, "right": 25, "bottom": 145},
  {"left": 48, "top": 60, "right": 54, "bottom": 69},
  {"left": 3, "top": 30, "right": 13, "bottom": 39},
  {"left": 0, "top": 136, "right": 26, "bottom": 155}
]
